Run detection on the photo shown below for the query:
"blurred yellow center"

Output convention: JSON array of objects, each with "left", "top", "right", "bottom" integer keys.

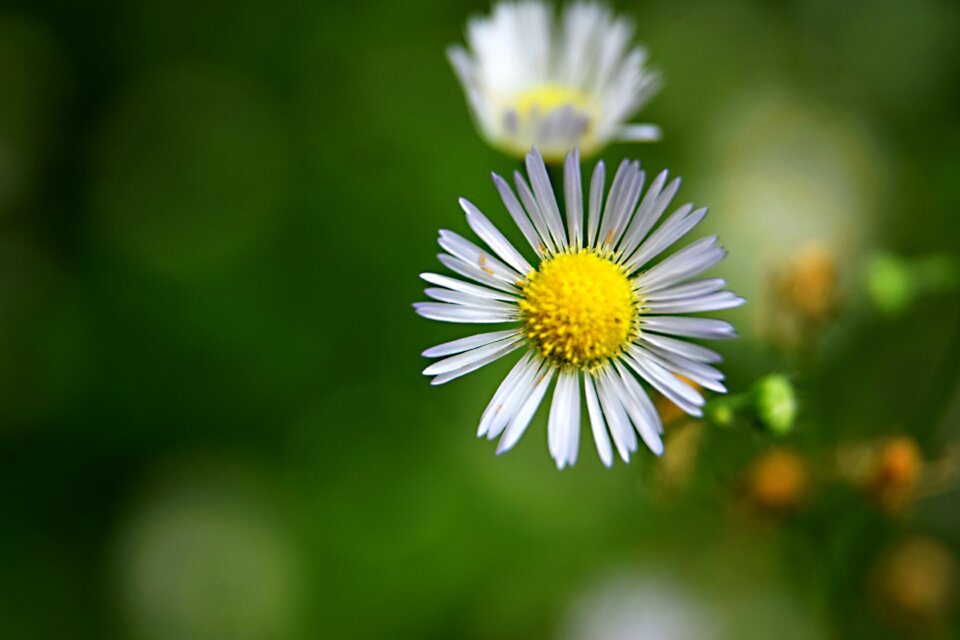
[
  {"left": 519, "top": 250, "right": 637, "bottom": 368},
  {"left": 513, "top": 83, "right": 591, "bottom": 118}
]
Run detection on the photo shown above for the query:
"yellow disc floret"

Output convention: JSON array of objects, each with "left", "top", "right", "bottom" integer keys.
[
  {"left": 513, "top": 83, "right": 592, "bottom": 119},
  {"left": 519, "top": 250, "right": 638, "bottom": 369},
  {"left": 504, "top": 84, "right": 596, "bottom": 161}
]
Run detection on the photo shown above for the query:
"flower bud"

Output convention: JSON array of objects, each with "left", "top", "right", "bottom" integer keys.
[
  {"left": 869, "top": 436, "right": 922, "bottom": 513},
  {"left": 753, "top": 374, "right": 797, "bottom": 435},
  {"left": 871, "top": 536, "right": 956, "bottom": 631},
  {"left": 745, "top": 448, "right": 809, "bottom": 513},
  {"left": 762, "top": 243, "right": 840, "bottom": 349},
  {"left": 774, "top": 243, "right": 838, "bottom": 321}
]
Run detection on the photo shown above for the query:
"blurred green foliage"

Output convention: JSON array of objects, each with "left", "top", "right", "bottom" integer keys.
[{"left": 0, "top": 0, "right": 959, "bottom": 638}]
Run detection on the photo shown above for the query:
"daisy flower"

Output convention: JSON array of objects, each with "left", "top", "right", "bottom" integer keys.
[
  {"left": 415, "top": 149, "right": 744, "bottom": 468},
  {"left": 447, "top": 1, "right": 661, "bottom": 162}
]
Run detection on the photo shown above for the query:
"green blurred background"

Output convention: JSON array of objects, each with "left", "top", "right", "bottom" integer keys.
[{"left": 1, "top": 0, "right": 959, "bottom": 638}]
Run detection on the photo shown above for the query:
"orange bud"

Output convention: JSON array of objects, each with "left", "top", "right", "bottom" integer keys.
[
  {"left": 872, "top": 536, "right": 956, "bottom": 631},
  {"left": 762, "top": 243, "right": 841, "bottom": 349},
  {"left": 774, "top": 244, "right": 838, "bottom": 321},
  {"left": 869, "top": 436, "right": 922, "bottom": 513},
  {"left": 746, "top": 449, "right": 809, "bottom": 512}
]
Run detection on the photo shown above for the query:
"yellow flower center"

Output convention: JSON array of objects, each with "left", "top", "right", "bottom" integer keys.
[
  {"left": 504, "top": 84, "right": 595, "bottom": 161},
  {"left": 519, "top": 250, "right": 638, "bottom": 369},
  {"left": 512, "top": 83, "right": 592, "bottom": 118}
]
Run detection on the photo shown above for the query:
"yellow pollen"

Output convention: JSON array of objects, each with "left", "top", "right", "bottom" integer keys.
[
  {"left": 519, "top": 250, "right": 638, "bottom": 369},
  {"left": 478, "top": 252, "right": 495, "bottom": 275}
]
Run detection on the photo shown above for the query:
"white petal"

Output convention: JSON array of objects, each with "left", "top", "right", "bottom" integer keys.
[
  {"left": 643, "top": 278, "right": 726, "bottom": 303},
  {"left": 446, "top": 46, "right": 491, "bottom": 130},
  {"left": 427, "top": 339, "right": 524, "bottom": 385},
  {"left": 420, "top": 272, "right": 517, "bottom": 303},
  {"left": 548, "top": 371, "right": 569, "bottom": 464},
  {"left": 413, "top": 301, "right": 515, "bottom": 324},
  {"left": 548, "top": 370, "right": 581, "bottom": 469},
  {"left": 609, "top": 164, "right": 646, "bottom": 249},
  {"left": 584, "top": 373, "right": 614, "bottom": 467},
  {"left": 635, "top": 344, "right": 727, "bottom": 394},
  {"left": 645, "top": 291, "right": 745, "bottom": 315},
  {"left": 423, "top": 287, "right": 517, "bottom": 311},
  {"left": 596, "top": 369, "right": 637, "bottom": 462},
  {"left": 486, "top": 359, "right": 543, "bottom": 440},
  {"left": 492, "top": 173, "right": 546, "bottom": 258},
  {"left": 613, "top": 360, "right": 664, "bottom": 431},
  {"left": 424, "top": 334, "right": 523, "bottom": 376},
  {"left": 437, "top": 254, "right": 519, "bottom": 295},
  {"left": 626, "top": 351, "right": 704, "bottom": 417},
  {"left": 438, "top": 230, "right": 521, "bottom": 284},
  {"left": 586, "top": 160, "right": 606, "bottom": 248},
  {"left": 513, "top": 170, "right": 558, "bottom": 255},
  {"left": 641, "top": 315, "right": 737, "bottom": 340},
  {"left": 650, "top": 177, "right": 682, "bottom": 222},
  {"left": 525, "top": 149, "right": 567, "bottom": 250},
  {"left": 625, "top": 204, "right": 705, "bottom": 271},
  {"left": 563, "top": 149, "right": 583, "bottom": 250},
  {"left": 596, "top": 159, "right": 631, "bottom": 250},
  {"left": 639, "top": 332, "right": 723, "bottom": 363},
  {"left": 461, "top": 198, "right": 533, "bottom": 275},
  {"left": 635, "top": 236, "right": 725, "bottom": 292},
  {"left": 478, "top": 352, "right": 537, "bottom": 438},
  {"left": 618, "top": 170, "right": 674, "bottom": 258},
  {"left": 423, "top": 329, "right": 520, "bottom": 358},
  {"left": 564, "top": 375, "right": 581, "bottom": 468},
  {"left": 615, "top": 124, "right": 661, "bottom": 142},
  {"left": 559, "top": 3, "right": 609, "bottom": 87},
  {"left": 497, "top": 366, "right": 555, "bottom": 454},
  {"left": 596, "top": 46, "right": 661, "bottom": 135},
  {"left": 612, "top": 361, "right": 664, "bottom": 452}
]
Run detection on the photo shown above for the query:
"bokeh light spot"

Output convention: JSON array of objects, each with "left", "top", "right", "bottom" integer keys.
[{"left": 114, "top": 458, "right": 301, "bottom": 640}]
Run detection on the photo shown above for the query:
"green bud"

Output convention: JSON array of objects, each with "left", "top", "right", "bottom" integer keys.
[{"left": 753, "top": 374, "right": 797, "bottom": 435}]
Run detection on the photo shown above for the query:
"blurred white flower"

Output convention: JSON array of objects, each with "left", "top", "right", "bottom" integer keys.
[
  {"left": 415, "top": 149, "right": 743, "bottom": 469},
  {"left": 559, "top": 572, "right": 719, "bottom": 640},
  {"left": 448, "top": 1, "right": 661, "bottom": 161},
  {"left": 558, "top": 567, "right": 829, "bottom": 640},
  {"left": 699, "top": 91, "right": 885, "bottom": 324},
  {"left": 114, "top": 461, "right": 302, "bottom": 640}
]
